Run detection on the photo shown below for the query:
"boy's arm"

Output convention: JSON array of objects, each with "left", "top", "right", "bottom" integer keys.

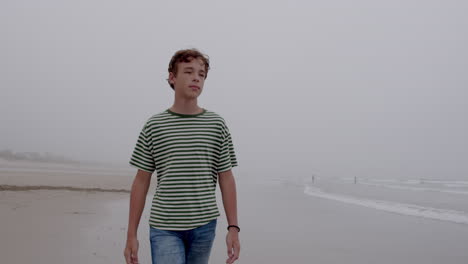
[
  {"left": 124, "top": 169, "right": 152, "bottom": 264},
  {"left": 218, "top": 169, "right": 240, "bottom": 264}
]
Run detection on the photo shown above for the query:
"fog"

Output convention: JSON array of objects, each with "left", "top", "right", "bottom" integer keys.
[{"left": 1, "top": 0, "right": 467, "bottom": 180}]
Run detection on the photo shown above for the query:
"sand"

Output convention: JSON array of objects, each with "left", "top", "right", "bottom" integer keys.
[{"left": 1, "top": 160, "right": 468, "bottom": 263}]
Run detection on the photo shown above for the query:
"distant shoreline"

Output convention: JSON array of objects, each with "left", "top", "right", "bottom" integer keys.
[{"left": 0, "top": 184, "right": 130, "bottom": 193}]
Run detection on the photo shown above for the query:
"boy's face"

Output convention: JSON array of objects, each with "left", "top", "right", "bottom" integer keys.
[{"left": 169, "top": 57, "right": 206, "bottom": 99}]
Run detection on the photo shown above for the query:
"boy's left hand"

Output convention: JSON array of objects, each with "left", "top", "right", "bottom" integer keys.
[{"left": 225, "top": 229, "right": 240, "bottom": 264}]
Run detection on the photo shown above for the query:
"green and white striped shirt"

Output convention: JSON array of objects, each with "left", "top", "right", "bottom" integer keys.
[{"left": 129, "top": 109, "right": 238, "bottom": 230}]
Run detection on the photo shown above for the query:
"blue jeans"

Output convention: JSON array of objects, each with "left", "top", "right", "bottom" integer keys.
[{"left": 149, "top": 219, "right": 217, "bottom": 264}]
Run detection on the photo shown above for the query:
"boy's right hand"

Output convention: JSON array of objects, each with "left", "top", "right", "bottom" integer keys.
[{"left": 124, "top": 237, "right": 139, "bottom": 264}]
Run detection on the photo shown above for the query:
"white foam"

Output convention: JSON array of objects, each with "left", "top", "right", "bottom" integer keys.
[
  {"left": 359, "top": 182, "right": 468, "bottom": 195},
  {"left": 424, "top": 180, "right": 468, "bottom": 185},
  {"left": 349, "top": 178, "right": 468, "bottom": 186},
  {"left": 304, "top": 185, "right": 468, "bottom": 225},
  {"left": 445, "top": 183, "right": 468, "bottom": 188}
]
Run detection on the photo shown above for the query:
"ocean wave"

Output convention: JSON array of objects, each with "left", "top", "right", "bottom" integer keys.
[
  {"left": 304, "top": 185, "right": 468, "bottom": 225},
  {"left": 359, "top": 182, "right": 468, "bottom": 195}
]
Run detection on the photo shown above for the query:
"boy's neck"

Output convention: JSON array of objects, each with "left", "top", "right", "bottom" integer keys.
[{"left": 170, "top": 99, "right": 203, "bottom": 115}]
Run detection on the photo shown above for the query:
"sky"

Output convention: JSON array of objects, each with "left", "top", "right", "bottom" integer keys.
[{"left": 1, "top": 0, "right": 467, "bottom": 180}]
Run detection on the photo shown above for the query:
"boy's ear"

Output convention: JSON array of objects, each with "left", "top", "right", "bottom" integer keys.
[{"left": 168, "top": 72, "right": 175, "bottom": 85}]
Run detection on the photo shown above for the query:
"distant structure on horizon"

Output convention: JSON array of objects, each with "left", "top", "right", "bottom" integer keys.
[{"left": 0, "top": 149, "right": 80, "bottom": 164}]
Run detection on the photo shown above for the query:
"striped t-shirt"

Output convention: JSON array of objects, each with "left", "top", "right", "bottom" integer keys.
[{"left": 129, "top": 109, "right": 238, "bottom": 230}]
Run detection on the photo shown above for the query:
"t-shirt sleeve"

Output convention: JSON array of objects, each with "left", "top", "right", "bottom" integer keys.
[
  {"left": 217, "top": 120, "right": 238, "bottom": 173},
  {"left": 129, "top": 123, "right": 156, "bottom": 173}
]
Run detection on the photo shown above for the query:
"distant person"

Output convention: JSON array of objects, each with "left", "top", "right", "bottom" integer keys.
[{"left": 124, "top": 49, "right": 240, "bottom": 264}]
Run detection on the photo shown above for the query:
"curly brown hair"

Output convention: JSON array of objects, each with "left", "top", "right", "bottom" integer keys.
[{"left": 167, "top": 49, "right": 210, "bottom": 89}]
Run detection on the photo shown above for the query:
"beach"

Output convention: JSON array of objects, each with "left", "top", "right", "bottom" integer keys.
[{"left": 1, "top": 160, "right": 468, "bottom": 263}]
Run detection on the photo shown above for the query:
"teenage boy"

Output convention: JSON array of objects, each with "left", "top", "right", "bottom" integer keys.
[{"left": 124, "top": 49, "right": 240, "bottom": 264}]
